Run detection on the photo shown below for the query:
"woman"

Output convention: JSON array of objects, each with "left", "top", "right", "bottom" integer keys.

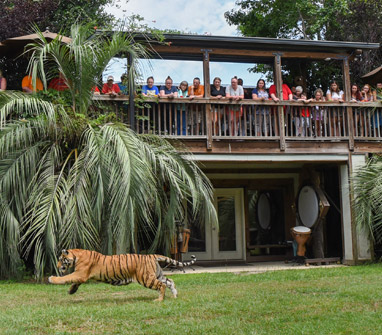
[
  {"left": 159, "top": 76, "right": 178, "bottom": 98},
  {"left": 159, "top": 76, "right": 178, "bottom": 134},
  {"left": 177, "top": 81, "right": 188, "bottom": 135},
  {"left": 252, "top": 79, "right": 269, "bottom": 136},
  {"left": 361, "top": 84, "right": 374, "bottom": 102},
  {"left": 210, "top": 77, "right": 226, "bottom": 135},
  {"left": 226, "top": 77, "right": 244, "bottom": 136},
  {"left": 350, "top": 84, "right": 362, "bottom": 102},
  {"left": 326, "top": 81, "right": 344, "bottom": 102},
  {"left": 142, "top": 76, "right": 159, "bottom": 97},
  {"left": 326, "top": 81, "right": 344, "bottom": 136},
  {"left": 211, "top": 77, "right": 226, "bottom": 99},
  {"left": 0, "top": 70, "right": 7, "bottom": 91}
]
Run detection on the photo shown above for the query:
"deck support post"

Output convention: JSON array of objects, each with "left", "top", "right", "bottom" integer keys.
[
  {"left": 342, "top": 56, "right": 354, "bottom": 150},
  {"left": 128, "top": 52, "right": 135, "bottom": 131},
  {"left": 274, "top": 53, "right": 286, "bottom": 151},
  {"left": 202, "top": 49, "right": 212, "bottom": 149}
]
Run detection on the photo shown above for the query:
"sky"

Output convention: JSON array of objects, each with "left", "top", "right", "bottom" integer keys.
[{"left": 104, "top": 0, "right": 262, "bottom": 86}]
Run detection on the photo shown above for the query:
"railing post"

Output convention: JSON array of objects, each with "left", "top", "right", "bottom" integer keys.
[
  {"left": 342, "top": 56, "right": 354, "bottom": 150},
  {"left": 128, "top": 52, "right": 135, "bottom": 131},
  {"left": 274, "top": 53, "right": 286, "bottom": 151},
  {"left": 206, "top": 103, "right": 212, "bottom": 150}
]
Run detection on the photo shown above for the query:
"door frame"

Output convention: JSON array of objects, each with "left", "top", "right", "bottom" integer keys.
[{"left": 185, "top": 188, "right": 245, "bottom": 261}]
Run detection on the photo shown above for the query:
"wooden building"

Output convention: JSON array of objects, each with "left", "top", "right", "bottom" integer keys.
[{"left": 97, "top": 34, "right": 381, "bottom": 265}]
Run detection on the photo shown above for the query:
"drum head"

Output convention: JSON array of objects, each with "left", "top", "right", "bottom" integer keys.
[
  {"left": 257, "top": 193, "right": 272, "bottom": 230},
  {"left": 297, "top": 185, "right": 319, "bottom": 228},
  {"left": 293, "top": 226, "right": 311, "bottom": 234}
]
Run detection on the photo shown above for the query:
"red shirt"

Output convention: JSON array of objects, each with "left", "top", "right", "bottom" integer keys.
[
  {"left": 48, "top": 77, "right": 68, "bottom": 91},
  {"left": 269, "top": 84, "right": 292, "bottom": 100},
  {"left": 102, "top": 83, "right": 121, "bottom": 94}
]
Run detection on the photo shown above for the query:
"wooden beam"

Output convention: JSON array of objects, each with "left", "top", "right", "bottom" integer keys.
[{"left": 152, "top": 45, "right": 345, "bottom": 60}]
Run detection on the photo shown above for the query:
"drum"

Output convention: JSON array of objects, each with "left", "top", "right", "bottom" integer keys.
[
  {"left": 256, "top": 192, "right": 272, "bottom": 230},
  {"left": 291, "top": 226, "right": 311, "bottom": 257},
  {"left": 297, "top": 185, "right": 330, "bottom": 229}
]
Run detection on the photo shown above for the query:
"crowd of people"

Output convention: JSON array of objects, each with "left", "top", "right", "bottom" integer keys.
[
  {"left": 2, "top": 69, "right": 382, "bottom": 136},
  {"left": 1, "top": 70, "right": 380, "bottom": 103}
]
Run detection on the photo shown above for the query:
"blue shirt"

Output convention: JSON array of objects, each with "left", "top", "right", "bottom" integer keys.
[
  {"left": 160, "top": 85, "right": 177, "bottom": 95},
  {"left": 118, "top": 83, "right": 128, "bottom": 95},
  {"left": 142, "top": 85, "right": 159, "bottom": 96}
]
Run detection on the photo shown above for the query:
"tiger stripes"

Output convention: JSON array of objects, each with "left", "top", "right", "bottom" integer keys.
[{"left": 48, "top": 249, "right": 196, "bottom": 301}]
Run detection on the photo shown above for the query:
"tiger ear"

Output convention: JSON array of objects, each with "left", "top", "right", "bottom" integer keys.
[{"left": 62, "top": 249, "right": 69, "bottom": 256}]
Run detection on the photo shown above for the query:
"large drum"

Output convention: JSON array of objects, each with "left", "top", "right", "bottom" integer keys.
[
  {"left": 256, "top": 192, "right": 272, "bottom": 230},
  {"left": 297, "top": 185, "right": 330, "bottom": 229}
]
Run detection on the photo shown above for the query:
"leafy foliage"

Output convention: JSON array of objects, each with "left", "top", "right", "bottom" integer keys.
[
  {"left": 225, "top": 0, "right": 382, "bottom": 94},
  {"left": 353, "top": 155, "right": 382, "bottom": 245},
  {"left": 0, "top": 24, "right": 217, "bottom": 280}
]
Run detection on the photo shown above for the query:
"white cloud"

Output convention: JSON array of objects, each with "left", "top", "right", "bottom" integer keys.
[
  {"left": 106, "top": 0, "right": 239, "bottom": 36},
  {"left": 104, "top": 1, "right": 262, "bottom": 86}
]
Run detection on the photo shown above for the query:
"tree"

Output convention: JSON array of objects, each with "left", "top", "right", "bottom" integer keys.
[
  {"left": 225, "top": 0, "right": 382, "bottom": 92},
  {"left": 225, "top": 0, "right": 349, "bottom": 40},
  {"left": 352, "top": 155, "right": 382, "bottom": 254},
  {"left": 0, "top": 0, "right": 116, "bottom": 91},
  {"left": 0, "top": 0, "right": 115, "bottom": 41},
  {"left": 0, "top": 24, "right": 217, "bottom": 279}
]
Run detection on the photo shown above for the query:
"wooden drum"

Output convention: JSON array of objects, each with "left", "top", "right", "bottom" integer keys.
[{"left": 291, "top": 226, "right": 311, "bottom": 257}]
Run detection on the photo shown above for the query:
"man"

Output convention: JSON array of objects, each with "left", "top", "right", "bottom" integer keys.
[
  {"left": 189, "top": 77, "right": 204, "bottom": 98},
  {"left": 22, "top": 75, "right": 43, "bottom": 93},
  {"left": 102, "top": 75, "right": 121, "bottom": 96},
  {"left": 269, "top": 80, "right": 293, "bottom": 102},
  {"left": 142, "top": 76, "right": 159, "bottom": 97},
  {"left": 226, "top": 77, "right": 245, "bottom": 135}
]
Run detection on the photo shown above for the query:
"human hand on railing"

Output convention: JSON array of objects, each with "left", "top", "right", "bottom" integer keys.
[{"left": 272, "top": 97, "right": 280, "bottom": 102}]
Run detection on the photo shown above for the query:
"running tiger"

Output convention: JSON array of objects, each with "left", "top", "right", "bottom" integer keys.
[{"left": 48, "top": 249, "right": 196, "bottom": 301}]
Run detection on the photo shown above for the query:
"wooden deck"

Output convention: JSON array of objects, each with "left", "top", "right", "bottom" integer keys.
[{"left": 93, "top": 96, "right": 382, "bottom": 155}]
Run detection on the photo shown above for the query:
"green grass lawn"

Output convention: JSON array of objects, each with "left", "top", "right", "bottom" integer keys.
[{"left": 1, "top": 265, "right": 382, "bottom": 335}]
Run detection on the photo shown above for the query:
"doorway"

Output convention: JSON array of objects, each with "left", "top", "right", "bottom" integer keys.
[{"left": 186, "top": 188, "right": 245, "bottom": 261}]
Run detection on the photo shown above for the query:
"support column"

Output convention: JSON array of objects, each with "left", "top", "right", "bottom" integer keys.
[
  {"left": 128, "top": 53, "right": 135, "bottom": 131},
  {"left": 274, "top": 53, "right": 285, "bottom": 151},
  {"left": 201, "top": 49, "right": 211, "bottom": 97},
  {"left": 342, "top": 56, "right": 354, "bottom": 150},
  {"left": 202, "top": 49, "right": 212, "bottom": 149}
]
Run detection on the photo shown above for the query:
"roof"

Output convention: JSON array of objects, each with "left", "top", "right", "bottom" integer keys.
[{"left": 140, "top": 33, "right": 380, "bottom": 63}]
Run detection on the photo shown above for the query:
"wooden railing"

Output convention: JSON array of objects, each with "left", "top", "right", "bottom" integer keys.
[{"left": 93, "top": 96, "right": 382, "bottom": 147}]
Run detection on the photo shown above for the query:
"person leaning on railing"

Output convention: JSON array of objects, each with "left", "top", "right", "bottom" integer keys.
[
  {"left": 210, "top": 77, "right": 226, "bottom": 136},
  {"left": 361, "top": 84, "right": 374, "bottom": 102},
  {"left": 177, "top": 81, "right": 189, "bottom": 135},
  {"left": 226, "top": 76, "right": 244, "bottom": 136},
  {"left": 326, "top": 81, "right": 345, "bottom": 136},
  {"left": 142, "top": 76, "right": 159, "bottom": 97},
  {"left": 159, "top": 76, "right": 178, "bottom": 134},
  {"left": 252, "top": 79, "right": 269, "bottom": 136},
  {"left": 293, "top": 86, "right": 310, "bottom": 137},
  {"left": 305, "top": 88, "right": 326, "bottom": 137},
  {"left": 102, "top": 75, "right": 121, "bottom": 97}
]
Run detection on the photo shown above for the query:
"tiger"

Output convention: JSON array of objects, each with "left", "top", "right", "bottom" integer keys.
[{"left": 48, "top": 249, "right": 196, "bottom": 301}]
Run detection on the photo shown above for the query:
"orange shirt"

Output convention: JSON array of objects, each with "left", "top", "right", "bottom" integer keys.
[
  {"left": 190, "top": 84, "right": 204, "bottom": 97},
  {"left": 22, "top": 75, "right": 43, "bottom": 92}
]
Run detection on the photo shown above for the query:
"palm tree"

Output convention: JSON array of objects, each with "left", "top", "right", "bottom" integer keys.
[
  {"left": 352, "top": 154, "right": 382, "bottom": 249},
  {"left": 0, "top": 24, "right": 217, "bottom": 279}
]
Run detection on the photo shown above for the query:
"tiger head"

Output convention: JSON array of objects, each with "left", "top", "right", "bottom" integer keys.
[{"left": 57, "top": 249, "right": 76, "bottom": 276}]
